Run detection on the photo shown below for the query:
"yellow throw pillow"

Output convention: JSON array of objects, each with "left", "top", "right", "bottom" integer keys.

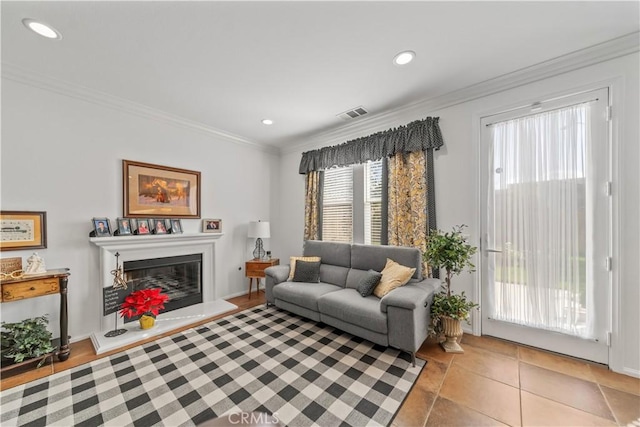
[
  {"left": 373, "top": 258, "right": 416, "bottom": 298},
  {"left": 288, "top": 256, "right": 321, "bottom": 280}
]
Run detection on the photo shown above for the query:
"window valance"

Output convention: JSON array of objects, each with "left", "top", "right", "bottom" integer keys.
[{"left": 298, "top": 117, "right": 443, "bottom": 174}]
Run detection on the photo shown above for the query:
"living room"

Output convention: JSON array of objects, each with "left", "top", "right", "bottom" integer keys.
[{"left": 1, "top": 2, "right": 639, "bottom": 426}]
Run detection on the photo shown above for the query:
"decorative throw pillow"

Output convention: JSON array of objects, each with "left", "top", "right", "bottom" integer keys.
[
  {"left": 288, "top": 256, "right": 321, "bottom": 280},
  {"left": 373, "top": 258, "right": 416, "bottom": 298},
  {"left": 357, "top": 270, "right": 383, "bottom": 297},
  {"left": 292, "top": 260, "right": 321, "bottom": 283}
]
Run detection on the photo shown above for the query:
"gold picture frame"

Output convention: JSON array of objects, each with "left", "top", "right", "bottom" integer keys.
[
  {"left": 0, "top": 211, "right": 47, "bottom": 251},
  {"left": 123, "top": 160, "right": 201, "bottom": 218}
]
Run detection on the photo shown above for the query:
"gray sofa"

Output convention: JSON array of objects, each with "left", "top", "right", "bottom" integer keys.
[{"left": 265, "top": 240, "right": 440, "bottom": 365}]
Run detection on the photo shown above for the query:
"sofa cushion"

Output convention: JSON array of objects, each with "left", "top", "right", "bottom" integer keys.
[
  {"left": 273, "top": 282, "right": 342, "bottom": 312},
  {"left": 292, "top": 260, "right": 321, "bottom": 282},
  {"left": 356, "top": 270, "right": 382, "bottom": 297},
  {"left": 318, "top": 289, "right": 388, "bottom": 334},
  {"left": 373, "top": 258, "right": 416, "bottom": 298},
  {"left": 319, "top": 264, "right": 350, "bottom": 287},
  {"left": 351, "top": 243, "right": 422, "bottom": 280},
  {"left": 303, "top": 240, "right": 351, "bottom": 268},
  {"left": 288, "top": 256, "right": 321, "bottom": 280}
]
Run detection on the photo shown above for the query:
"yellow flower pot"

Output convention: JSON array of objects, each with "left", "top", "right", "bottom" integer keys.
[{"left": 139, "top": 314, "right": 155, "bottom": 330}]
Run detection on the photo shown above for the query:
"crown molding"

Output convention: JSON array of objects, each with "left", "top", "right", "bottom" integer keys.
[
  {"left": 281, "top": 32, "right": 639, "bottom": 155},
  {"left": 1, "top": 63, "right": 280, "bottom": 155}
]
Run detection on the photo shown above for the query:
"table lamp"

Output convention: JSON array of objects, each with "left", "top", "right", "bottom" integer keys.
[{"left": 248, "top": 220, "right": 270, "bottom": 260}]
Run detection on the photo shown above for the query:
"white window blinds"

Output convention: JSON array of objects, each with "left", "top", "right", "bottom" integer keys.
[
  {"left": 365, "top": 160, "right": 383, "bottom": 245},
  {"left": 322, "top": 166, "right": 353, "bottom": 243}
]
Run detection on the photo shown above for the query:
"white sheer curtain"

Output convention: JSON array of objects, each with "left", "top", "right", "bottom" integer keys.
[{"left": 487, "top": 102, "right": 595, "bottom": 338}]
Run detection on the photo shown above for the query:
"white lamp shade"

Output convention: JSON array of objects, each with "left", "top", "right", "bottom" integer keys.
[{"left": 248, "top": 221, "right": 270, "bottom": 238}]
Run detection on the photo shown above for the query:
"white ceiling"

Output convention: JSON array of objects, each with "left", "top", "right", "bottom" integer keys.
[{"left": 2, "top": 1, "right": 639, "bottom": 149}]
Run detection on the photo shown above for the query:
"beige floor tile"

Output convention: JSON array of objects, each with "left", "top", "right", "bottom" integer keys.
[
  {"left": 420, "top": 357, "right": 449, "bottom": 393},
  {"left": 451, "top": 345, "right": 519, "bottom": 387},
  {"left": 439, "top": 364, "right": 521, "bottom": 426},
  {"left": 521, "top": 390, "right": 616, "bottom": 426},
  {"left": 520, "top": 362, "right": 615, "bottom": 421},
  {"left": 425, "top": 397, "right": 509, "bottom": 427},
  {"left": 416, "top": 338, "right": 455, "bottom": 365},
  {"left": 590, "top": 365, "right": 640, "bottom": 396},
  {"left": 518, "top": 345, "right": 596, "bottom": 382},
  {"left": 394, "top": 387, "right": 435, "bottom": 427},
  {"left": 460, "top": 334, "right": 519, "bottom": 358},
  {"left": 600, "top": 385, "right": 640, "bottom": 425}
]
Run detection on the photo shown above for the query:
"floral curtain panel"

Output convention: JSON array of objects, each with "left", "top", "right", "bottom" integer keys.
[
  {"left": 303, "top": 171, "right": 322, "bottom": 241},
  {"left": 387, "top": 151, "right": 430, "bottom": 275}
]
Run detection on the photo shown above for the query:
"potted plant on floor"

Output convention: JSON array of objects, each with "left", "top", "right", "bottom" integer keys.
[
  {"left": 424, "top": 225, "right": 479, "bottom": 353},
  {"left": 1, "top": 315, "right": 56, "bottom": 368},
  {"left": 119, "top": 288, "right": 169, "bottom": 329}
]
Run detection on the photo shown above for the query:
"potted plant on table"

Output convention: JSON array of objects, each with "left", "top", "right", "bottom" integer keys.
[
  {"left": 424, "top": 225, "right": 479, "bottom": 353},
  {"left": 1, "top": 315, "right": 56, "bottom": 368},
  {"left": 119, "top": 288, "right": 169, "bottom": 330}
]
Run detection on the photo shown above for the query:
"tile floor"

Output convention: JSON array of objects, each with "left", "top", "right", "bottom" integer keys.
[
  {"left": 2, "top": 293, "right": 639, "bottom": 426},
  {"left": 395, "top": 334, "right": 640, "bottom": 427}
]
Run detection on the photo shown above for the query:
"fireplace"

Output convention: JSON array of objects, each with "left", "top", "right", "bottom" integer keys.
[
  {"left": 89, "top": 233, "right": 237, "bottom": 354},
  {"left": 123, "top": 254, "right": 203, "bottom": 322}
]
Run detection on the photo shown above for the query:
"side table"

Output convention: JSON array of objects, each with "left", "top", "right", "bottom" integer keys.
[
  {"left": 245, "top": 258, "right": 279, "bottom": 299},
  {"left": 0, "top": 268, "right": 71, "bottom": 361}
]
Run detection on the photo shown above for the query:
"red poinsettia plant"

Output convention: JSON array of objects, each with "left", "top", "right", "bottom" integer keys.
[{"left": 119, "top": 288, "right": 169, "bottom": 319}]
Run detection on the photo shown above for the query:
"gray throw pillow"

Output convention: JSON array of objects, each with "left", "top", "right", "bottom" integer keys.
[
  {"left": 357, "top": 270, "right": 383, "bottom": 297},
  {"left": 292, "top": 260, "right": 321, "bottom": 283}
]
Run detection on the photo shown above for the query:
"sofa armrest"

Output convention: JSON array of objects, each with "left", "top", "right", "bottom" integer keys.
[
  {"left": 265, "top": 265, "right": 291, "bottom": 304},
  {"left": 380, "top": 278, "right": 441, "bottom": 313}
]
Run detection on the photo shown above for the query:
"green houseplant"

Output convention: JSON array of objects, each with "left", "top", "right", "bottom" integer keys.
[
  {"left": 424, "top": 225, "right": 479, "bottom": 353},
  {"left": 1, "top": 315, "right": 56, "bottom": 368}
]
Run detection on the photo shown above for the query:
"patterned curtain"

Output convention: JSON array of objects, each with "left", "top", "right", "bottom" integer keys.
[
  {"left": 304, "top": 171, "right": 322, "bottom": 241},
  {"left": 388, "top": 151, "right": 430, "bottom": 276}
]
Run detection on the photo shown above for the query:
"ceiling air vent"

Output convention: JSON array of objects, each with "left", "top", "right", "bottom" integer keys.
[{"left": 337, "top": 106, "right": 368, "bottom": 121}]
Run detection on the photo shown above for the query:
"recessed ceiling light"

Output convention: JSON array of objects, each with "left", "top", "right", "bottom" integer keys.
[
  {"left": 393, "top": 50, "right": 415, "bottom": 66},
  {"left": 22, "top": 18, "right": 62, "bottom": 40},
  {"left": 261, "top": 119, "right": 274, "bottom": 126}
]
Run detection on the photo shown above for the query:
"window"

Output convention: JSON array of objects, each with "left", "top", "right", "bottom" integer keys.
[
  {"left": 322, "top": 159, "right": 383, "bottom": 244},
  {"left": 322, "top": 166, "right": 353, "bottom": 243},
  {"left": 365, "top": 160, "right": 383, "bottom": 245}
]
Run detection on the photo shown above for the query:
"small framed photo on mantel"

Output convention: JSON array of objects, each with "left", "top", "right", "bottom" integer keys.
[
  {"left": 116, "top": 218, "right": 133, "bottom": 235},
  {"left": 170, "top": 219, "right": 183, "bottom": 234},
  {"left": 136, "top": 219, "right": 151, "bottom": 235},
  {"left": 152, "top": 219, "right": 168, "bottom": 234},
  {"left": 202, "top": 219, "right": 221, "bottom": 233},
  {"left": 92, "top": 218, "right": 112, "bottom": 237}
]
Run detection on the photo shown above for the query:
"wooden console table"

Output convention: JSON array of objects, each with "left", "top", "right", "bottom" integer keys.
[
  {"left": 246, "top": 258, "right": 279, "bottom": 299},
  {"left": 0, "top": 269, "right": 71, "bottom": 361}
]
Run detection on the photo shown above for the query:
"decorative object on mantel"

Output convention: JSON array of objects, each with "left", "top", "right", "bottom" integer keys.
[
  {"left": 123, "top": 160, "right": 201, "bottom": 219},
  {"left": 248, "top": 220, "right": 270, "bottom": 260},
  {"left": 136, "top": 219, "right": 151, "bottom": 235},
  {"left": 119, "top": 288, "right": 169, "bottom": 330},
  {"left": 0, "top": 211, "right": 47, "bottom": 251},
  {"left": 424, "top": 225, "right": 479, "bottom": 353},
  {"left": 170, "top": 219, "right": 183, "bottom": 234},
  {"left": 104, "top": 252, "right": 128, "bottom": 338},
  {"left": 24, "top": 252, "right": 46, "bottom": 275},
  {"left": 90, "top": 217, "right": 112, "bottom": 237},
  {"left": 202, "top": 219, "right": 222, "bottom": 234},
  {"left": 152, "top": 219, "right": 168, "bottom": 234},
  {"left": 114, "top": 218, "right": 132, "bottom": 236}
]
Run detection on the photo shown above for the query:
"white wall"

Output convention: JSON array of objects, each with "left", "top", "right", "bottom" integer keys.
[
  {"left": 1, "top": 79, "right": 279, "bottom": 341},
  {"left": 274, "top": 53, "right": 639, "bottom": 376}
]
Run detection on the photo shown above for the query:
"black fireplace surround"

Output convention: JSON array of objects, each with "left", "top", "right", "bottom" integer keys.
[{"left": 123, "top": 254, "right": 202, "bottom": 321}]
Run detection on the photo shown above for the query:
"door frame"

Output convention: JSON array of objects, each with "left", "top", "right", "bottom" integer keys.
[{"left": 470, "top": 80, "right": 621, "bottom": 367}]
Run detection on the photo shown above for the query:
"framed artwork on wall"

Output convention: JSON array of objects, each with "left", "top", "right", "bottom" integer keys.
[
  {"left": 0, "top": 211, "right": 47, "bottom": 251},
  {"left": 123, "top": 160, "right": 201, "bottom": 219},
  {"left": 202, "top": 219, "right": 222, "bottom": 233}
]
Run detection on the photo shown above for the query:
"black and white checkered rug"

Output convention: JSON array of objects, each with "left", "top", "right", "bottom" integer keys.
[{"left": 1, "top": 306, "right": 424, "bottom": 426}]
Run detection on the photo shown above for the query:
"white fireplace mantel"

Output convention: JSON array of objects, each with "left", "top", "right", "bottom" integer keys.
[{"left": 89, "top": 232, "right": 236, "bottom": 354}]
